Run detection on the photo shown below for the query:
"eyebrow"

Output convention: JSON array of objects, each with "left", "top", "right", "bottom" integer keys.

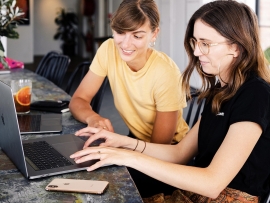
[
  {"left": 200, "top": 38, "right": 212, "bottom": 41},
  {"left": 194, "top": 36, "right": 211, "bottom": 41},
  {"left": 132, "top": 30, "right": 147, "bottom": 34}
]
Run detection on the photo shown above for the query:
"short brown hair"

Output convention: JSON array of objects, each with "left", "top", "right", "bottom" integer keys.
[{"left": 110, "top": 0, "right": 160, "bottom": 33}]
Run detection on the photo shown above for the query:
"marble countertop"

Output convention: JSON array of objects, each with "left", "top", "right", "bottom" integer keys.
[{"left": 0, "top": 69, "right": 143, "bottom": 203}]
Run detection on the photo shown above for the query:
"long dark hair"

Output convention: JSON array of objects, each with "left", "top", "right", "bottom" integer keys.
[
  {"left": 110, "top": 0, "right": 160, "bottom": 33},
  {"left": 182, "top": 0, "right": 270, "bottom": 114}
]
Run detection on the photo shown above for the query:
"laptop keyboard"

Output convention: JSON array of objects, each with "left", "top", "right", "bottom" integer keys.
[
  {"left": 18, "top": 115, "right": 41, "bottom": 132},
  {"left": 23, "top": 141, "right": 73, "bottom": 171}
]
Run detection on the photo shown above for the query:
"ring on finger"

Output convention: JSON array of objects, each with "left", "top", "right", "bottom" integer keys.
[{"left": 103, "top": 126, "right": 107, "bottom": 129}]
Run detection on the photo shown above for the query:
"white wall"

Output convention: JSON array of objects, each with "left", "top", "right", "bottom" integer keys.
[
  {"left": 6, "top": 0, "right": 79, "bottom": 63},
  {"left": 6, "top": 0, "right": 34, "bottom": 63},
  {"left": 202, "top": 0, "right": 255, "bottom": 11},
  {"left": 34, "top": 0, "right": 78, "bottom": 56},
  {"left": 155, "top": 0, "right": 202, "bottom": 89},
  {"left": 185, "top": 0, "right": 202, "bottom": 89}
]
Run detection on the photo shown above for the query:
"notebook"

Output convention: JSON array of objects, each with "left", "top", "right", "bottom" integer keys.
[
  {"left": 0, "top": 69, "right": 11, "bottom": 74},
  {"left": 18, "top": 114, "right": 62, "bottom": 134},
  {"left": 0, "top": 80, "right": 97, "bottom": 179},
  {"left": 30, "top": 100, "right": 70, "bottom": 113}
]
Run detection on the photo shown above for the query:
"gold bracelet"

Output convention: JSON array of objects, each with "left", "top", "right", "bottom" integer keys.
[
  {"left": 141, "top": 141, "right": 146, "bottom": 153},
  {"left": 133, "top": 139, "right": 139, "bottom": 151}
]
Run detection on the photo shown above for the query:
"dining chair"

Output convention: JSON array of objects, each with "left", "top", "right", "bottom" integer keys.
[
  {"left": 183, "top": 90, "right": 205, "bottom": 129},
  {"left": 91, "top": 76, "right": 108, "bottom": 114},
  {"left": 35, "top": 51, "right": 59, "bottom": 74},
  {"left": 35, "top": 51, "right": 70, "bottom": 87},
  {"left": 65, "top": 61, "right": 91, "bottom": 95},
  {"left": 65, "top": 61, "right": 109, "bottom": 113},
  {"left": 128, "top": 88, "right": 205, "bottom": 143},
  {"left": 182, "top": 89, "right": 205, "bottom": 166}
]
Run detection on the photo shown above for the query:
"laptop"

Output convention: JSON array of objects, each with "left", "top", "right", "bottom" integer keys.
[
  {"left": 0, "top": 80, "right": 97, "bottom": 179},
  {"left": 18, "top": 113, "right": 62, "bottom": 134}
]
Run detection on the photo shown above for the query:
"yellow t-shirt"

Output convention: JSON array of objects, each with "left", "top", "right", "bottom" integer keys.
[{"left": 90, "top": 39, "right": 189, "bottom": 142}]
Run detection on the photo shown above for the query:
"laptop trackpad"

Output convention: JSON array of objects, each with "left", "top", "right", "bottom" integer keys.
[
  {"left": 52, "top": 141, "right": 97, "bottom": 167},
  {"left": 52, "top": 141, "right": 84, "bottom": 156}
]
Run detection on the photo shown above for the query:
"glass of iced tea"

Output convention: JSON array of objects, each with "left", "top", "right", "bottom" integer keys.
[{"left": 11, "top": 79, "right": 32, "bottom": 114}]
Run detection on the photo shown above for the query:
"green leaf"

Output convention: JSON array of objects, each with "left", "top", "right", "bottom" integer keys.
[
  {"left": 0, "top": 56, "right": 9, "bottom": 69},
  {"left": 0, "top": 50, "right": 5, "bottom": 56},
  {"left": 265, "top": 47, "right": 270, "bottom": 64},
  {"left": 0, "top": 41, "right": 5, "bottom": 52}
]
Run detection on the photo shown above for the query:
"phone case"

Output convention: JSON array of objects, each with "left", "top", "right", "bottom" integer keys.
[{"left": 45, "top": 178, "right": 109, "bottom": 194}]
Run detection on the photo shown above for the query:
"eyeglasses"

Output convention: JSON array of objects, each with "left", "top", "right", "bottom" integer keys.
[{"left": 189, "top": 38, "right": 227, "bottom": 55}]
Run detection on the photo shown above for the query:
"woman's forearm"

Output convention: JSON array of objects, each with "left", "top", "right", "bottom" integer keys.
[
  {"left": 137, "top": 121, "right": 199, "bottom": 164},
  {"left": 69, "top": 97, "right": 98, "bottom": 124},
  {"left": 122, "top": 135, "right": 194, "bottom": 164},
  {"left": 128, "top": 154, "right": 221, "bottom": 198}
]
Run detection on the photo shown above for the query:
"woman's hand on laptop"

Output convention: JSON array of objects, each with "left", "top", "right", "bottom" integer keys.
[
  {"left": 70, "top": 146, "right": 139, "bottom": 171},
  {"left": 75, "top": 127, "right": 133, "bottom": 149}
]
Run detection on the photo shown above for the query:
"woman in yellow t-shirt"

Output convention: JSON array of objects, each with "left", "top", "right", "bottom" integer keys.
[{"left": 69, "top": 0, "right": 188, "bottom": 145}]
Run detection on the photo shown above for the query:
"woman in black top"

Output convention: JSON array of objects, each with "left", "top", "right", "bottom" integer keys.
[{"left": 70, "top": 0, "right": 270, "bottom": 201}]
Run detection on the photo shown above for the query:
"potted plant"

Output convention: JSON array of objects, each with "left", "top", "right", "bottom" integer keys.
[
  {"left": 0, "top": 0, "right": 26, "bottom": 68},
  {"left": 54, "top": 8, "right": 78, "bottom": 56}
]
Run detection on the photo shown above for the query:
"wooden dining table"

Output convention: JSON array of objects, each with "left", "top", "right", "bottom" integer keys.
[{"left": 0, "top": 68, "right": 143, "bottom": 203}]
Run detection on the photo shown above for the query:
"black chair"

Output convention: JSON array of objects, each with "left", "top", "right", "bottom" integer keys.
[
  {"left": 65, "top": 61, "right": 109, "bottom": 113},
  {"left": 35, "top": 52, "right": 70, "bottom": 87},
  {"left": 128, "top": 88, "right": 205, "bottom": 140},
  {"left": 35, "top": 51, "right": 59, "bottom": 73},
  {"left": 183, "top": 91, "right": 205, "bottom": 128},
  {"left": 182, "top": 90, "right": 205, "bottom": 166},
  {"left": 65, "top": 61, "right": 91, "bottom": 94},
  {"left": 91, "top": 77, "right": 108, "bottom": 113}
]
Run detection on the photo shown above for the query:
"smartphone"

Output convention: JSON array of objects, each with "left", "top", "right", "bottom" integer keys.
[{"left": 45, "top": 178, "right": 109, "bottom": 194}]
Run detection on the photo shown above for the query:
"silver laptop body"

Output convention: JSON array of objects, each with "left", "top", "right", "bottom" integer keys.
[{"left": 0, "top": 80, "right": 96, "bottom": 179}]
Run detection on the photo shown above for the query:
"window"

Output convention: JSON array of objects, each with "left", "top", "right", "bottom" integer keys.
[{"left": 259, "top": 0, "right": 270, "bottom": 52}]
